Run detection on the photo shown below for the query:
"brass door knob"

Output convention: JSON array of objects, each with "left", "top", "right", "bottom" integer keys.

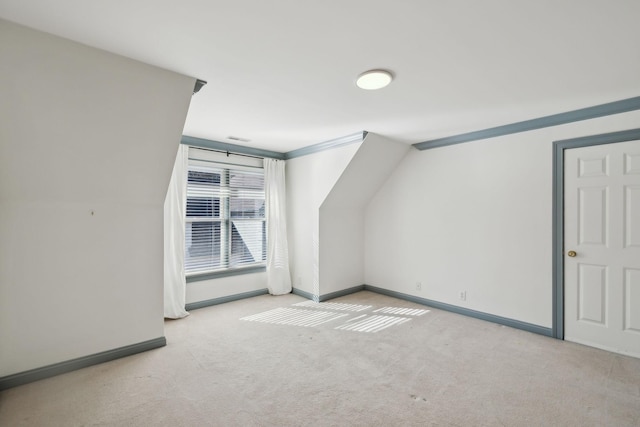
[{"left": 567, "top": 250, "right": 577, "bottom": 257}]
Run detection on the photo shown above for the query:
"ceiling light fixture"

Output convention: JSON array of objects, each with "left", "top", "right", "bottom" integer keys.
[{"left": 356, "top": 69, "right": 393, "bottom": 90}]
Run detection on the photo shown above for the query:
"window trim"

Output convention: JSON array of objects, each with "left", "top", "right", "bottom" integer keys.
[
  {"left": 184, "top": 151, "right": 266, "bottom": 279},
  {"left": 186, "top": 265, "right": 267, "bottom": 283}
]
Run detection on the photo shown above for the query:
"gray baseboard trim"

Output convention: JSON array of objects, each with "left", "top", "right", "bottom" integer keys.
[
  {"left": 0, "top": 337, "right": 166, "bottom": 391},
  {"left": 185, "top": 288, "right": 269, "bottom": 311},
  {"left": 319, "top": 285, "right": 365, "bottom": 302},
  {"left": 287, "top": 284, "right": 552, "bottom": 337},
  {"left": 291, "top": 287, "right": 316, "bottom": 301},
  {"left": 292, "top": 285, "right": 366, "bottom": 302},
  {"left": 363, "top": 285, "right": 553, "bottom": 337}
]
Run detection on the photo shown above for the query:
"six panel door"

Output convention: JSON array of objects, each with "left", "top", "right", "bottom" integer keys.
[{"left": 564, "top": 139, "right": 640, "bottom": 357}]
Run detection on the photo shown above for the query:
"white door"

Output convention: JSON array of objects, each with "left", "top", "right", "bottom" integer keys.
[{"left": 564, "top": 139, "right": 640, "bottom": 357}]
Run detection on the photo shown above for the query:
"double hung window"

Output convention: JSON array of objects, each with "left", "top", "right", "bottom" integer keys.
[{"left": 184, "top": 157, "right": 266, "bottom": 276}]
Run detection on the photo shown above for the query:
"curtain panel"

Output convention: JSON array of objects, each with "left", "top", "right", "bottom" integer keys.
[
  {"left": 164, "top": 144, "right": 190, "bottom": 318},
  {"left": 264, "top": 158, "right": 292, "bottom": 295}
]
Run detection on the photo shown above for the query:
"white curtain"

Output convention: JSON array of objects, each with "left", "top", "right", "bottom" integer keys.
[
  {"left": 264, "top": 158, "right": 292, "bottom": 295},
  {"left": 164, "top": 144, "right": 189, "bottom": 318}
]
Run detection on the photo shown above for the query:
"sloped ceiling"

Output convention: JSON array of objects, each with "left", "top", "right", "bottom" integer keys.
[
  {"left": 1, "top": 1, "right": 639, "bottom": 152},
  {"left": 321, "top": 133, "right": 409, "bottom": 209}
]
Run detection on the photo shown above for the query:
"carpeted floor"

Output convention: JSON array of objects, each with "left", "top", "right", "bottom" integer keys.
[{"left": 1, "top": 291, "right": 639, "bottom": 426}]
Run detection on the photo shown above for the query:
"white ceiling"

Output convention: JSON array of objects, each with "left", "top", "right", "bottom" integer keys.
[{"left": 1, "top": 1, "right": 639, "bottom": 153}]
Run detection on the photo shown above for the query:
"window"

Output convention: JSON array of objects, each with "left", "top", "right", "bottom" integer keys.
[{"left": 185, "top": 159, "right": 266, "bottom": 276}]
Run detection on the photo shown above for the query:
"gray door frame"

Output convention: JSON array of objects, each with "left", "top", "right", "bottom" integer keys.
[{"left": 552, "top": 127, "right": 640, "bottom": 339}]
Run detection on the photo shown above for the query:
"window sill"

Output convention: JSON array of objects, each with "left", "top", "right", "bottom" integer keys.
[{"left": 186, "top": 265, "right": 266, "bottom": 283}]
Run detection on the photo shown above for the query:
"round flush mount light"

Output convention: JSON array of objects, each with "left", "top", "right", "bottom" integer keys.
[{"left": 356, "top": 69, "right": 393, "bottom": 90}]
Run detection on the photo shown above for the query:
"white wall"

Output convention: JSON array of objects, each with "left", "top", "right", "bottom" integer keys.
[
  {"left": 319, "top": 134, "right": 409, "bottom": 295},
  {"left": 319, "top": 208, "right": 364, "bottom": 294},
  {"left": 365, "top": 109, "right": 640, "bottom": 328},
  {"left": 186, "top": 272, "right": 267, "bottom": 304},
  {"left": 286, "top": 143, "right": 361, "bottom": 297},
  {"left": 0, "top": 20, "right": 194, "bottom": 376}
]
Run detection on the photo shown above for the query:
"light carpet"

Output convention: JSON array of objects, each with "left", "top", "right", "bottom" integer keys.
[{"left": 1, "top": 291, "right": 639, "bottom": 426}]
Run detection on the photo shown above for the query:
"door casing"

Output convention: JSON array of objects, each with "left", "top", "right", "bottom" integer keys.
[{"left": 552, "top": 127, "right": 640, "bottom": 339}]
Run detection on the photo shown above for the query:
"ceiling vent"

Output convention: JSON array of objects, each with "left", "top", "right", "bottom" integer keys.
[{"left": 227, "top": 136, "right": 251, "bottom": 143}]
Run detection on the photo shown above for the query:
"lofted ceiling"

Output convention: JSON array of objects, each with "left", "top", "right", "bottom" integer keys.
[{"left": 1, "top": 1, "right": 639, "bottom": 153}]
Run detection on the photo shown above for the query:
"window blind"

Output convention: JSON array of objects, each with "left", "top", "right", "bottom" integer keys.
[{"left": 185, "top": 160, "right": 266, "bottom": 275}]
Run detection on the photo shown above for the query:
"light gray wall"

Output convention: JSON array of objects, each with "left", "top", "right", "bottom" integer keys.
[
  {"left": 365, "top": 109, "right": 640, "bottom": 328},
  {"left": 319, "top": 134, "right": 409, "bottom": 295},
  {"left": 285, "top": 133, "right": 409, "bottom": 298},
  {"left": 186, "top": 272, "right": 267, "bottom": 304},
  {"left": 319, "top": 207, "right": 364, "bottom": 293},
  {"left": 0, "top": 20, "right": 194, "bottom": 376},
  {"left": 286, "top": 143, "right": 361, "bottom": 296}
]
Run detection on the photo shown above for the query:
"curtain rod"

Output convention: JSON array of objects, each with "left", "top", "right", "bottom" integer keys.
[{"left": 191, "top": 145, "right": 264, "bottom": 160}]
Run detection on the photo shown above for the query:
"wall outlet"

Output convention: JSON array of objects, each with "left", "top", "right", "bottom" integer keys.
[
  {"left": 459, "top": 291, "right": 467, "bottom": 301},
  {"left": 416, "top": 282, "right": 422, "bottom": 291}
]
